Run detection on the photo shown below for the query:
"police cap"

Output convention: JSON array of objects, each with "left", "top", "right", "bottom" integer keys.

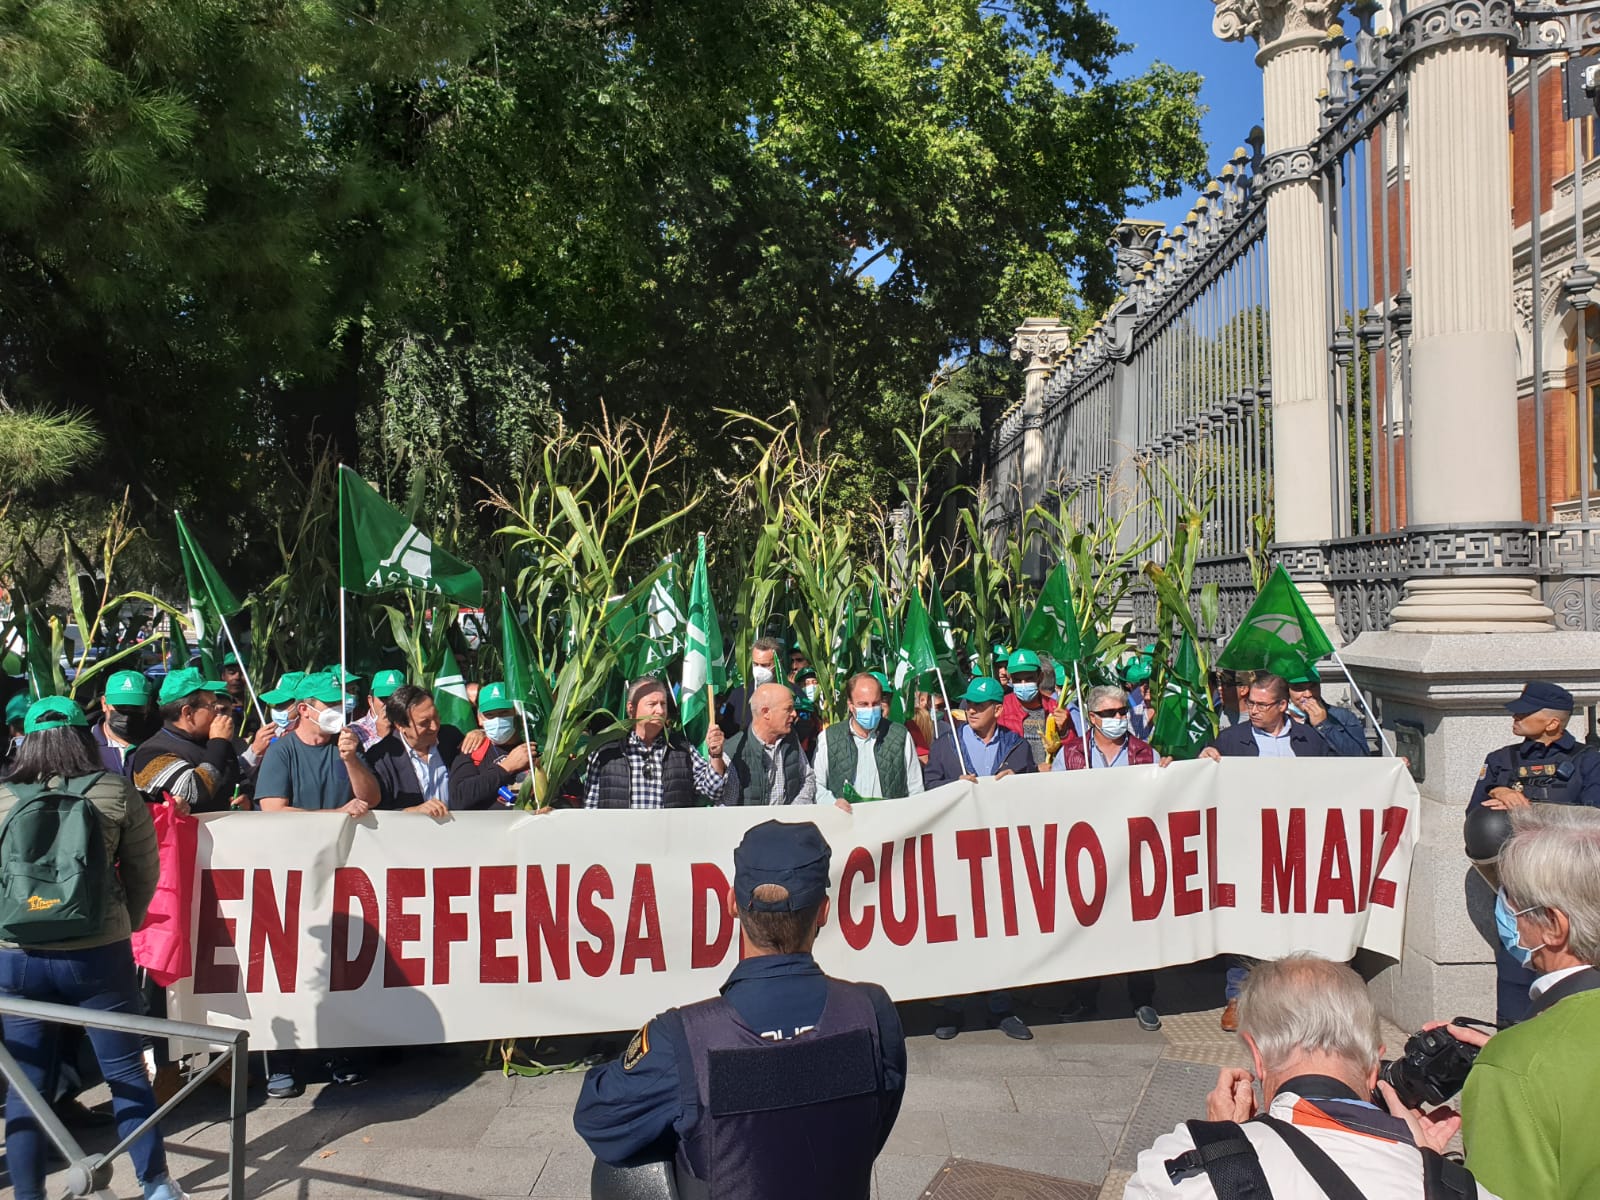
[
  {"left": 734, "top": 820, "right": 832, "bottom": 913},
  {"left": 1506, "top": 681, "right": 1575, "bottom": 716}
]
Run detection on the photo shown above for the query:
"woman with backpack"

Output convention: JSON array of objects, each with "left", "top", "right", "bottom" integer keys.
[{"left": 0, "top": 695, "right": 183, "bottom": 1200}]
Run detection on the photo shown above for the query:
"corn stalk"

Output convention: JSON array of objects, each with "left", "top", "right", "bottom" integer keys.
[{"left": 486, "top": 412, "right": 700, "bottom": 805}]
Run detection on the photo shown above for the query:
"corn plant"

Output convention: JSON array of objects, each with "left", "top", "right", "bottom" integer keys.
[
  {"left": 1138, "top": 457, "right": 1220, "bottom": 721},
  {"left": 249, "top": 452, "right": 340, "bottom": 677},
  {"left": 486, "top": 412, "right": 700, "bottom": 805}
]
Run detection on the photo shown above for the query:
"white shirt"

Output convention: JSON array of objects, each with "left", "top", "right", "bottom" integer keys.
[
  {"left": 1124, "top": 1088, "right": 1501, "bottom": 1200},
  {"left": 1530, "top": 964, "right": 1589, "bottom": 1000},
  {"left": 813, "top": 725, "right": 925, "bottom": 804},
  {"left": 749, "top": 729, "right": 818, "bottom": 805},
  {"left": 404, "top": 734, "right": 450, "bottom": 805}
]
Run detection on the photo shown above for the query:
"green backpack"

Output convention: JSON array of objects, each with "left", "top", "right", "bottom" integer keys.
[{"left": 0, "top": 773, "right": 109, "bottom": 945}]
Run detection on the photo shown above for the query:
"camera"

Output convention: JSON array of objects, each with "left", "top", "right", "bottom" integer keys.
[{"left": 1376, "top": 1020, "right": 1491, "bottom": 1109}]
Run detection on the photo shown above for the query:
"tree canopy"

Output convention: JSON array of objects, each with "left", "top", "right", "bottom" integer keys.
[{"left": 0, "top": 0, "right": 1204, "bottom": 594}]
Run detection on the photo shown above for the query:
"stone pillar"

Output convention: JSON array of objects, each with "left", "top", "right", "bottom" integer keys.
[
  {"left": 1010, "top": 318, "right": 1073, "bottom": 577},
  {"left": 1213, "top": 0, "right": 1345, "bottom": 642},
  {"left": 1384, "top": 2, "right": 1553, "bottom": 631}
]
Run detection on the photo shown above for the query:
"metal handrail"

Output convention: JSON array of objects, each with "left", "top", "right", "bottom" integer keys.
[{"left": 0, "top": 994, "right": 248, "bottom": 1199}]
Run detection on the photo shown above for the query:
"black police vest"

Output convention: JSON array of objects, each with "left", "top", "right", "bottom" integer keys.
[
  {"left": 671, "top": 979, "right": 887, "bottom": 1200},
  {"left": 1484, "top": 741, "right": 1593, "bottom": 805}
]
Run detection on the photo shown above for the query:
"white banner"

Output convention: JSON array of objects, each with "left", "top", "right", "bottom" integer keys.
[{"left": 170, "top": 759, "right": 1419, "bottom": 1049}]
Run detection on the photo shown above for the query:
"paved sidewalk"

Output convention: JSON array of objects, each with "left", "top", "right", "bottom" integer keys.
[{"left": 0, "top": 961, "right": 1407, "bottom": 1200}]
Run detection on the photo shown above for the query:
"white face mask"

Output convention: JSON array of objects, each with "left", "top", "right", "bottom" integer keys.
[
  {"left": 802, "top": 683, "right": 819, "bottom": 702},
  {"left": 1099, "top": 717, "right": 1130, "bottom": 740},
  {"left": 316, "top": 707, "right": 346, "bottom": 735},
  {"left": 751, "top": 664, "right": 776, "bottom": 687}
]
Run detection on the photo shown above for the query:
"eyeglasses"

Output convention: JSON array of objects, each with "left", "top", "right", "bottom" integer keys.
[
  {"left": 1244, "top": 698, "right": 1285, "bottom": 710},
  {"left": 1092, "top": 706, "right": 1130, "bottom": 717}
]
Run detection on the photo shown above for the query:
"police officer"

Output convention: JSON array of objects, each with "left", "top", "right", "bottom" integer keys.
[
  {"left": 573, "top": 820, "right": 906, "bottom": 1199},
  {"left": 1468, "top": 680, "right": 1600, "bottom": 1024}
]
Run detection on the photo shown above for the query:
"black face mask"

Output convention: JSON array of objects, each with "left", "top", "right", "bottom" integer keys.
[{"left": 108, "top": 709, "right": 157, "bottom": 743}]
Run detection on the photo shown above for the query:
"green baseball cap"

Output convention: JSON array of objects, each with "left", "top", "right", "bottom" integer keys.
[
  {"left": 222, "top": 652, "right": 241, "bottom": 668},
  {"left": 478, "top": 681, "right": 512, "bottom": 713},
  {"left": 295, "top": 672, "right": 346, "bottom": 705},
  {"left": 1121, "top": 655, "right": 1153, "bottom": 685},
  {"left": 963, "top": 676, "right": 1005, "bottom": 705},
  {"left": 6, "top": 693, "right": 31, "bottom": 725},
  {"left": 991, "top": 643, "right": 1011, "bottom": 665},
  {"left": 158, "top": 666, "right": 230, "bottom": 706},
  {"left": 869, "top": 670, "right": 893, "bottom": 695},
  {"left": 1054, "top": 662, "right": 1066, "bottom": 689},
  {"left": 24, "top": 695, "right": 88, "bottom": 734},
  {"left": 259, "top": 671, "right": 306, "bottom": 707},
  {"left": 104, "top": 670, "right": 152, "bottom": 707},
  {"left": 322, "top": 664, "right": 363, "bottom": 685},
  {"left": 1007, "top": 649, "right": 1041, "bottom": 673},
  {"left": 371, "top": 669, "right": 407, "bottom": 699}
]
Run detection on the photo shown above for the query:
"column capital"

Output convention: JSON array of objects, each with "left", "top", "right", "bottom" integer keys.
[
  {"left": 1009, "top": 317, "right": 1073, "bottom": 374},
  {"left": 1212, "top": 0, "right": 1347, "bottom": 61}
]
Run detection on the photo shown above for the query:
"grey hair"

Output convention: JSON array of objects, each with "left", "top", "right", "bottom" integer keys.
[
  {"left": 1086, "top": 685, "right": 1128, "bottom": 712},
  {"left": 1236, "top": 953, "right": 1381, "bottom": 1073},
  {"left": 1500, "top": 805, "right": 1600, "bottom": 965},
  {"left": 752, "top": 636, "right": 784, "bottom": 656}
]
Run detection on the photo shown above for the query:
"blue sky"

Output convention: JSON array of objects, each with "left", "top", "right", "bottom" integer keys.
[{"left": 1101, "top": 0, "right": 1264, "bottom": 223}]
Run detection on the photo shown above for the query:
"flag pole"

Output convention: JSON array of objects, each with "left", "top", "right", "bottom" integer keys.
[
  {"left": 1072, "top": 660, "right": 1090, "bottom": 770},
  {"left": 1330, "top": 649, "right": 1395, "bottom": 757},
  {"left": 217, "top": 615, "right": 266, "bottom": 728},
  {"left": 933, "top": 670, "right": 967, "bottom": 774},
  {"left": 337, "top": 464, "right": 349, "bottom": 729}
]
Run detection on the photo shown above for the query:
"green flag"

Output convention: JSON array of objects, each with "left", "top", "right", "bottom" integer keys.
[
  {"left": 680, "top": 534, "right": 724, "bottom": 750},
  {"left": 1018, "top": 563, "right": 1082, "bottom": 664},
  {"left": 890, "top": 591, "right": 940, "bottom": 722},
  {"left": 338, "top": 465, "right": 483, "bottom": 605},
  {"left": 831, "top": 590, "right": 859, "bottom": 674},
  {"left": 1150, "top": 632, "right": 1214, "bottom": 759},
  {"left": 642, "top": 554, "right": 684, "bottom": 675},
  {"left": 1216, "top": 565, "right": 1335, "bottom": 676},
  {"left": 23, "top": 606, "right": 54, "bottom": 699},
  {"left": 499, "top": 590, "right": 550, "bottom": 743},
  {"left": 868, "top": 584, "right": 894, "bottom": 674},
  {"left": 167, "top": 612, "right": 193, "bottom": 672},
  {"left": 175, "top": 510, "right": 243, "bottom": 678},
  {"left": 432, "top": 642, "right": 476, "bottom": 732}
]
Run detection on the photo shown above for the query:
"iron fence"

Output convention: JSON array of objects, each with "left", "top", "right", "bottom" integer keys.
[{"left": 0, "top": 995, "right": 248, "bottom": 1200}]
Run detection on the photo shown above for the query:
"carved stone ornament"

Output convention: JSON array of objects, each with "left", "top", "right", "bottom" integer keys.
[
  {"left": 1212, "top": 0, "right": 1348, "bottom": 49},
  {"left": 1009, "top": 317, "right": 1073, "bottom": 371},
  {"left": 1110, "top": 220, "right": 1166, "bottom": 288}
]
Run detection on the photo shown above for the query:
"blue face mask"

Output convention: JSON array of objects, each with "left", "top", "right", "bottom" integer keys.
[
  {"left": 270, "top": 708, "right": 293, "bottom": 730},
  {"left": 1495, "top": 889, "right": 1536, "bottom": 967},
  {"left": 344, "top": 693, "right": 358, "bottom": 715},
  {"left": 1013, "top": 682, "right": 1039, "bottom": 703},
  {"left": 483, "top": 716, "right": 516, "bottom": 745},
  {"left": 854, "top": 706, "right": 883, "bottom": 732}
]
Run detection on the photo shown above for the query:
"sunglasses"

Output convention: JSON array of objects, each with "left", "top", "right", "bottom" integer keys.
[{"left": 1092, "top": 706, "right": 1130, "bottom": 717}]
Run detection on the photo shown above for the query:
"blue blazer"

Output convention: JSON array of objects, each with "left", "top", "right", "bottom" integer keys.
[
  {"left": 924, "top": 725, "right": 1037, "bottom": 787},
  {"left": 1207, "top": 719, "right": 1330, "bottom": 758}
]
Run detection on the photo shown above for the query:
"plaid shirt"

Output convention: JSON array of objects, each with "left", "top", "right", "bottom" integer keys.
[{"left": 584, "top": 731, "right": 731, "bottom": 809}]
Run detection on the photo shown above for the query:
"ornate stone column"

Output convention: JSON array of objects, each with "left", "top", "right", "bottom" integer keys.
[
  {"left": 1010, "top": 317, "right": 1073, "bottom": 576},
  {"left": 1383, "top": 1, "right": 1553, "bottom": 631},
  {"left": 1214, "top": 0, "right": 1345, "bottom": 642}
]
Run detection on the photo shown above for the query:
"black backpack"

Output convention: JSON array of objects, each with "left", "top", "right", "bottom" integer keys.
[
  {"left": 1165, "top": 1114, "right": 1477, "bottom": 1200},
  {"left": 0, "top": 773, "right": 110, "bottom": 944}
]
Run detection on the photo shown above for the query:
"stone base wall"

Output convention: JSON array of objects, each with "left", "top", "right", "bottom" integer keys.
[{"left": 1339, "top": 630, "right": 1600, "bottom": 1030}]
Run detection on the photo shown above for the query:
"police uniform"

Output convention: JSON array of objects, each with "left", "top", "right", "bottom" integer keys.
[
  {"left": 1468, "top": 681, "right": 1600, "bottom": 1025},
  {"left": 573, "top": 821, "right": 907, "bottom": 1200}
]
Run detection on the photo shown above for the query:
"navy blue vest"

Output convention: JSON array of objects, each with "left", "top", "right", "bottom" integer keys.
[{"left": 671, "top": 979, "right": 886, "bottom": 1199}]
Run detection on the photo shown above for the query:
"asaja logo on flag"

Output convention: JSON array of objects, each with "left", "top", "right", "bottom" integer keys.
[
  {"left": 1247, "top": 613, "right": 1304, "bottom": 645},
  {"left": 371, "top": 526, "right": 438, "bottom": 591}
]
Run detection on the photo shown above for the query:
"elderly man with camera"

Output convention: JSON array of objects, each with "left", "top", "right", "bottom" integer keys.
[
  {"left": 1448, "top": 805, "right": 1600, "bottom": 1200},
  {"left": 1123, "top": 953, "right": 1497, "bottom": 1199}
]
